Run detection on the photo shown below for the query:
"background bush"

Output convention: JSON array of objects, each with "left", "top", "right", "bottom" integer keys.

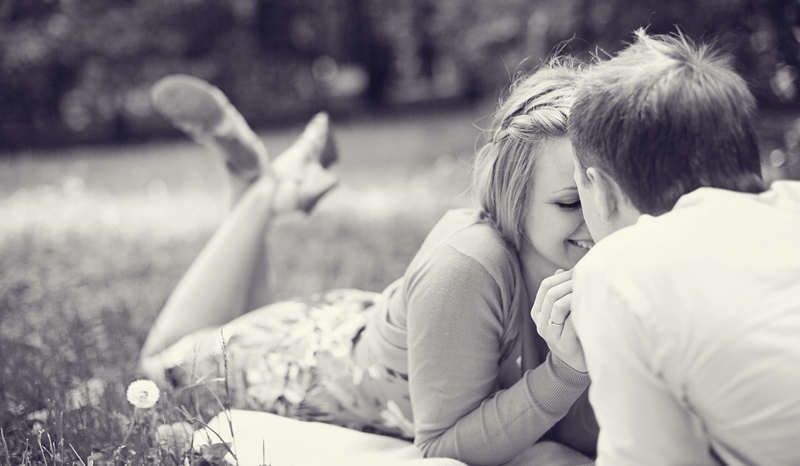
[{"left": 1, "top": 0, "right": 799, "bottom": 150}]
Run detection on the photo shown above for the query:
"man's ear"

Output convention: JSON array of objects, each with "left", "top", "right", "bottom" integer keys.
[{"left": 585, "top": 167, "right": 624, "bottom": 221}]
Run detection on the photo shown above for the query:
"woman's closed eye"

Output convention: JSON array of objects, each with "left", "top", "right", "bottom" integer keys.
[{"left": 555, "top": 201, "right": 581, "bottom": 211}]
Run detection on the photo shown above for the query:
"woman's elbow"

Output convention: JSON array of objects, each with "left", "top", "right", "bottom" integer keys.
[
  {"left": 413, "top": 429, "right": 517, "bottom": 466},
  {"left": 413, "top": 430, "right": 448, "bottom": 459}
]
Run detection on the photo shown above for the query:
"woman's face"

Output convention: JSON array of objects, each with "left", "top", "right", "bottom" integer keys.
[{"left": 520, "top": 138, "right": 594, "bottom": 274}]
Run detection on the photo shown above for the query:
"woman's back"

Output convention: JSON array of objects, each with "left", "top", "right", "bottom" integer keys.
[{"left": 353, "top": 208, "right": 529, "bottom": 427}]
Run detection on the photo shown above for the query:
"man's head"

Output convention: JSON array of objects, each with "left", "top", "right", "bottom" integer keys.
[{"left": 570, "top": 29, "right": 765, "bottom": 240}]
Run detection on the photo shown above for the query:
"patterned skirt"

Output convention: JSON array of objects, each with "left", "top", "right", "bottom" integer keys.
[{"left": 160, "top": 289, "right": 414, "bottom": 439}]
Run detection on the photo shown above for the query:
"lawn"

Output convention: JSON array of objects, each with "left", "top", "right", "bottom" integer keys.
[
  {"left": 1, "top": 105, "right": 798, "bottom": 465},
  {"left": 0, "top": 106, "right": 485, "bottom": 465}
]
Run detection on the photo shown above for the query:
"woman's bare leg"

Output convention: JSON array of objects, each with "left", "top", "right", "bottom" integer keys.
[
  {"left": 140, "top": 76, "right": 338, "bottom": 372},
  {"left": 244, "top": 112, "right": 338, "bottom": 311}
]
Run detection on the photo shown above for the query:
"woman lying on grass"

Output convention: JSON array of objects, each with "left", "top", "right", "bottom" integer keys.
[{"left": 139, "top": 59, "right": 598, "bottom": 466}]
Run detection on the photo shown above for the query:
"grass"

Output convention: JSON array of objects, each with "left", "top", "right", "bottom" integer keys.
[
  {"left": 0, "top": 107, "right": 484, "bottom": 465},
  {"left": 2, "top": 104, "right": 799, "bottom": 465}
]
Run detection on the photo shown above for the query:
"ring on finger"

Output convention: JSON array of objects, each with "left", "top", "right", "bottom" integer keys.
[{"left": 548, "top": 319, "right": 565, "bottom": 327}]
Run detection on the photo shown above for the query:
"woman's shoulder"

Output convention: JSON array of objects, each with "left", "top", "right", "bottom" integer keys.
[
  {"left": 401, "top": 209, "right": 526, "bottom": 334},
  {"left": 417, "top": 209, "right": 520, "bottom": 281},
  {"left": 445, "top": 207, "right": 511, "bottom": 245}
]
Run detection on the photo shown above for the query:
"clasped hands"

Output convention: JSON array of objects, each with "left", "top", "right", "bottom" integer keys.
[{"left": 531, "top": 269, "right": 587, "bottom": 373}]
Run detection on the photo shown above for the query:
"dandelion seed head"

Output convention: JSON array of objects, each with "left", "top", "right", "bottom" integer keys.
[{"left": 126, "top": 379, "right": 160, "bottom": 408}]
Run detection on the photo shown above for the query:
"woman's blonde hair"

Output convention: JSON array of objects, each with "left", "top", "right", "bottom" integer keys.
[{"left": 472, "top": 58, "right": 583, "bottom": 250}]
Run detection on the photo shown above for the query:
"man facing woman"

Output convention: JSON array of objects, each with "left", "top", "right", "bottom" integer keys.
[
  {"left": 140, "top": 28, "right": 800, "bottom": 466},
  {"left": 569, "top": 31, "right": 800, "bottom": 466},
  {"left": 139, "top": 58, "right": 597, "bottom": 466}
]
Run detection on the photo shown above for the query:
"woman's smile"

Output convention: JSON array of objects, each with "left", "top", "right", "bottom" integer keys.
[{"left": 567, "top": 239, "right": 594, "bottom": 251}]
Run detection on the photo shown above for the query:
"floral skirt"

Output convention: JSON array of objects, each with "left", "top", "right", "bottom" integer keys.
[{"left": 160, "top": 289, "right": 413, "bottom": 438}]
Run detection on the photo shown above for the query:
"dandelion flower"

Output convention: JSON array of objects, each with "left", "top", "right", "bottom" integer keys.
[{"left": 126, "top": 379, "right": 160, "bottom": 408}]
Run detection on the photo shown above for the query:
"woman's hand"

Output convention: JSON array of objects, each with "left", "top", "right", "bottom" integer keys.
[{"left": 531, "top": 269, "right": 587, "bottom": 373}]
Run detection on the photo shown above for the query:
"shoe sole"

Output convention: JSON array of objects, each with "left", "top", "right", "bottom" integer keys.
[
  {"left": 150, "top": 75, "right": 263, "bottom": 179},
  {"left": 150, "top": 75, "right": 226, "bottom": 134}
]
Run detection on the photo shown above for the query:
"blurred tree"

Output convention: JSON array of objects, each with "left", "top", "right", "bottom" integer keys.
[
  {"left": 0, "top": 0, "right": 237, "bottom": 148},
  {"left": 565, "top": 0, "right": 800, "bottom": 106},
  {"left": 349, "top": 0, "right": 394, "bottom": 106},
  {"left": 1, "top": 0, "right": 799, "bottom": 149},
  {"left": 387, "top": 0, "right": 800, "bottom": 106}
]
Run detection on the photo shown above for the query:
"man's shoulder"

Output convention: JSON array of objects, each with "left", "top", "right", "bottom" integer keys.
[
  {"left": 577, "top": 181, "right": 800, "bottom": 290},
  {"left": 577, "top": 219, "right": 661, "bottom": 275}
]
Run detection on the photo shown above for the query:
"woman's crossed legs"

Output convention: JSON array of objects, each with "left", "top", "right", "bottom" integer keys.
[{"left": 139, "top": 75, "right": 339, "bottom": 379}]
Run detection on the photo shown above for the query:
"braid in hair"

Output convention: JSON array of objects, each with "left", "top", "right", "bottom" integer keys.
[{"left": 472, "top": 57, "right": 583, "bottom": 250}]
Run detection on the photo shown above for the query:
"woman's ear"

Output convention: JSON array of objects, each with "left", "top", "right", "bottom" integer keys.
[{"left": 585, "top": 167, "right": 624, "bottom": 222}]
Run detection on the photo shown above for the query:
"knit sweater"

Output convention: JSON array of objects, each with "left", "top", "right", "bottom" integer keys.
[{"left": 353, "top": 209, "right": 597, "bottom": 465}]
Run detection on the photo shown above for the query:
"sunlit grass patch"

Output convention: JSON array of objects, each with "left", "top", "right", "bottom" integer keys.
[
  {"left": 0, "top": 199, "right": 456, "bottom": 464},
  {"left": 0, "top": 108, "right": 479, "bottom": 465}
]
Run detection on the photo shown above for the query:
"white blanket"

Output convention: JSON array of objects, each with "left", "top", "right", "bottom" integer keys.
[
  {"left": 196, "top": 410, "right": 594, "bottom": 466},
  {"left": 195, "top": 409, "right": 467, "bottom": 466}
]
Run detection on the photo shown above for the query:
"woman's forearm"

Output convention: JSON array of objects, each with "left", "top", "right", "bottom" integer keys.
[{"left": 414, "top": 353, "right": 590, "bottom": 465}]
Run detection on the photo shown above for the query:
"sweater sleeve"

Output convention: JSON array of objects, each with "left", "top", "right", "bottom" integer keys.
[{"left": 407, "top": 245, "right": 590, "bottom": 466}]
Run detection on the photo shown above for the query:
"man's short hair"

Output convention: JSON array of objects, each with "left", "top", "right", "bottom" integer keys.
[{"left": 570, "top": 29, "right": 764, "bottom": 215}]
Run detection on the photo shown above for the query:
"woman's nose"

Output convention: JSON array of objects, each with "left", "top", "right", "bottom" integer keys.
[{"left": 575, "top": 220, "right": 592, "bottom": 239}]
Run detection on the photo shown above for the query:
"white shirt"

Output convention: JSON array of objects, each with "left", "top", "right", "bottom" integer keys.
[{"left": 572, "top": 181, "right": 800, "bottom": 466}]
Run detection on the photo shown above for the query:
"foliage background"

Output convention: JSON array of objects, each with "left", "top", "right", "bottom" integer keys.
[
  {"left": 0, "top": 106, "right": 480, "bottom": 464},
  {"left": 2, "top": 1, "right": 800, "bottom": 463},
  {"left": 2, "top": 0, "right": 800, "bottom": 151}
]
